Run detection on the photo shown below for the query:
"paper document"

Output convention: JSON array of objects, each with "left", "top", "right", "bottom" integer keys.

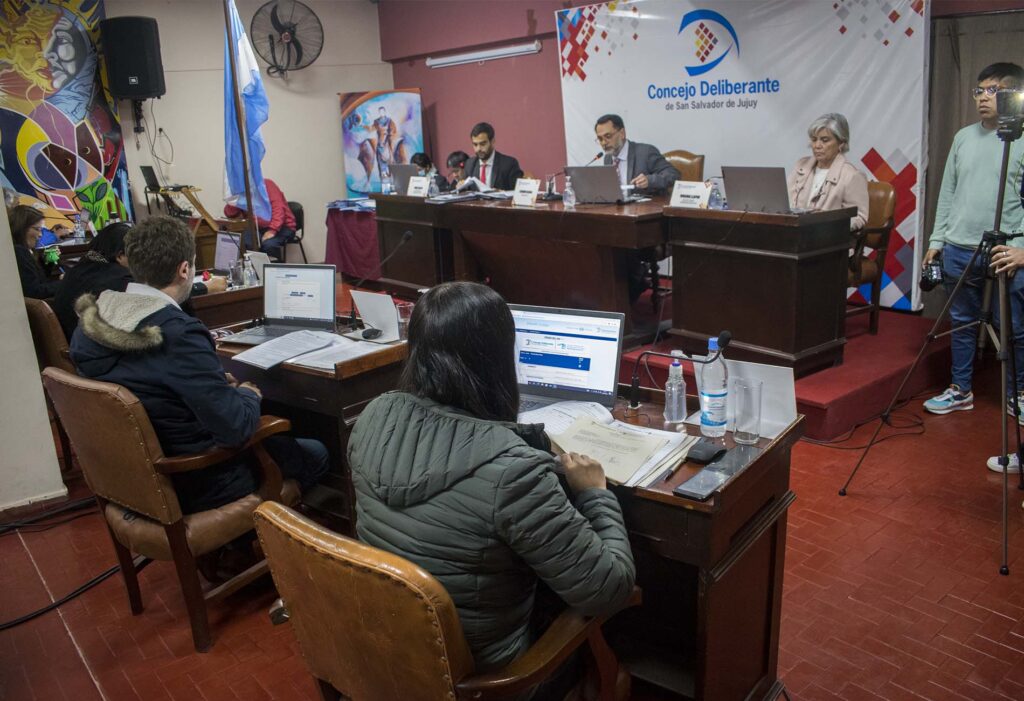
[
  {"left": 552, "top": 417, "right": 668, "bottom": 485},
  {"left": 288, "top": 334, "right": 384, "bottom": 371},
  {"left": 232, "top": 330, "right": 337, "bottom": 370},
  {"left": 455, "top": 176, "right": 492, "bottom": 193},
  {"left": 344, "top": 290, "right": 400, "bottom": 343},
  {"left": 518, "top": 401, "right": 614, "bottom": 435}
]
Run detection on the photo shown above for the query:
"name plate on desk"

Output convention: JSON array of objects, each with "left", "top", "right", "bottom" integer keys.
[
  {"left": 670, "top": 180, "right": 710, "bottom": 209},
  {"left": 512, "top": 178, "right": 541, "bottom": 207},
  {"left": 406, "top": 176, "right": 430, "bottom": 197}
]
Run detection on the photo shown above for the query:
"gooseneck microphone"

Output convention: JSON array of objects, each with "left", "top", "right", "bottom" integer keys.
[
  {"left": 348, "top": 230, "right": 414, "bottom": 329},
  {"left": 626, "top": 331, "right": 733, "bottom": 412},
  {"left": 585, "top": 151, "right": 605, "bottom": 166}
]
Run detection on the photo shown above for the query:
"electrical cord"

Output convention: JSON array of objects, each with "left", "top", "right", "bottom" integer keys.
[
  {"left": 0, "top": 497, "right": 95, "bottom": 535},
  {"left": 799, "top": 388, "right": 935, "bottom": 449}
]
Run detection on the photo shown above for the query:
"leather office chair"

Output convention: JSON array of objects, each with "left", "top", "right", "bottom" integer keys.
[
  {"left": 287, "top": 201, "right": 309, "bottom": 263},
  {"left": 663, "top": 149, "right": 705, "bottom": 182},
  {"left": 24, "top": 299, "right": 75, "bottom": 473},
  {"left": 41, "top": 367, "right": 301, "bottom": 652},
  {"left": 847, "top": 181, "right": 896, "bottom": 334},
  {"left": 253, "top": 501, "right": 640, "bottom": 701}
]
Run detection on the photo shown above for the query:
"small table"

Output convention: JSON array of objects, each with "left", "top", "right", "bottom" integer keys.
[{"left": 325, "top": 208, "right": 379, "bottom": 280}]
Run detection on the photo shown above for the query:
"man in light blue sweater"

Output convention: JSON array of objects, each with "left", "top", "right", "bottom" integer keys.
[{"left": 923, "top": 62, "right": 1024, "bottom": 440}]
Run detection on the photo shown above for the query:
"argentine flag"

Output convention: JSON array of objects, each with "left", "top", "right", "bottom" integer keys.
[{"left": 224, "top": 0, "right": 271, "bottom": 220}]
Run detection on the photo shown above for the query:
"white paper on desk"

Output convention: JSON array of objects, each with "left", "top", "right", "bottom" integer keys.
[
  {"left": 343, "top": 290, "right": 400, "bottom": 343},
  {"left": 233, "top": 330, "right": 337, "bottom": 370},
  {"left": 455, "top": 176, "right": 493, "bottom": 193},
  {"left": 518, "top": 401, "right": 614, "bottom": 435},
  {"left": 289, "top": 334, "right": 384, "bottom": 370},
  {"left": 685, "top": 357, "right": 796, "bottom": 439},
  {"left": 612, "top": 422, "right": 697, "bottom": 487},
  {"left": 551, "top": 417, "right": 667, "bottom": 485}
]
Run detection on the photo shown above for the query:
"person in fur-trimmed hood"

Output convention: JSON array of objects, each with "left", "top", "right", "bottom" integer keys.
[{"left": 70, "top": 215, "right": 327, "bottom": 514}]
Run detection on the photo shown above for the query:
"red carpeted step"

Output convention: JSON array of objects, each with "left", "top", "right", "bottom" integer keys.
[{"left": 620, "top": 311, "right": 951, "bottom": 440}]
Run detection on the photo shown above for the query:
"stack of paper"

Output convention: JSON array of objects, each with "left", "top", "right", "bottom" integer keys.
[
  {"left": 232, "top": 330, "right": 337, "bottom": 370},
  {"left": 288, "top": 334, "right": 384, "bottom": 370}
]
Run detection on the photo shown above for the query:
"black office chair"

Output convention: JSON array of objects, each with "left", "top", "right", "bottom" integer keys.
[{"left": 286, "top": 201, "right": 309, "bottom": 263}]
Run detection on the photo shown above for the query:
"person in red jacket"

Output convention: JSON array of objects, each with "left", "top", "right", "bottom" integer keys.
[{"left": 223, "top": 178, "right": 296, "bottom": 261}]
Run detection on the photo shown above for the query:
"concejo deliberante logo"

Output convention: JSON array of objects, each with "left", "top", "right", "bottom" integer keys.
[{"left": 679, "top": 9, "right": 739, "bottom": 77}]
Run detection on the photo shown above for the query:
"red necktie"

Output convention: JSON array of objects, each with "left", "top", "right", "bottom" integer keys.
[{"left": 480, "top": 162, "right": 488, "bottom": 184}]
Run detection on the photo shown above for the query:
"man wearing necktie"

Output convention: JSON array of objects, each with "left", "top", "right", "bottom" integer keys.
[
  {"left": 462, "top": 122, "right": 524, "bottom": 191},
  {"left": 595, "top": 114, "right": 679, "bottom": 194}
]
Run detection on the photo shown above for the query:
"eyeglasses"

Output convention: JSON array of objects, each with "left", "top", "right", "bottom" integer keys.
[
  {"left": 972, "top": 86, "right": 1000, "bottom": 98},
  {"left": 595, "top": 128, "right": 622, "bottom": 144}
]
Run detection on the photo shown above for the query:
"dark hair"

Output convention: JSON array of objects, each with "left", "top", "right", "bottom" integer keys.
[
  {"left": 470, "top": 122, "right": 495, "bottom": 140},
  {"left": 124, "top": 215, "right": 195, "bottom": 288},
  {"left": 7, "top": 205, "right": 44, "bottom": 247},
  {"left": 90, "top": 222, "right": 131, "bottom": 262},
  {"left": 595, "top": 114, "right": 625, "bottom": 130},
  {"left": 400, "top": 281, "right": 519, "bottom": 422},
  {"left": 410, "top": 152, "right": 433, "bottom": 170},
  {"left": 978, "top": 62, "right": 1024, "bottom": 85},
  {"left": 447, "top": 150, "right": 470, "bottom": 169}
]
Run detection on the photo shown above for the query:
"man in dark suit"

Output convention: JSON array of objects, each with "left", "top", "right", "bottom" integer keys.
[
  {"left": 595, "top": 114, "right": 678, "bottom": 194},
  {"left": 462, "top": 122, "right": 524, "bottom": 191}
]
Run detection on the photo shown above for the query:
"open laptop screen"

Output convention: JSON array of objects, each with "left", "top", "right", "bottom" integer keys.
[
  {"left": 214, "top": 232, "right": 241, "bottom": 272},
  {"left": 510, "top": 304, "right": 624, "bottom": 405},
  {"left": 262, "top": 264, "right": 336, "bottom": 323}
]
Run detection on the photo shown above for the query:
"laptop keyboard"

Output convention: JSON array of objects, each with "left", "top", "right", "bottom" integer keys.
[
  {"left": 234, "top": 326, "right": 291, "bottom": 340},
  {"left": 519, "top": 398, "right": 548, "bottom": 413}
]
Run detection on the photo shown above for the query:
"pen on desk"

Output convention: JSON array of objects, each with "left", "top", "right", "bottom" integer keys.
[{"left": 656, "top": 461, "right": 684, "bottom": 484}]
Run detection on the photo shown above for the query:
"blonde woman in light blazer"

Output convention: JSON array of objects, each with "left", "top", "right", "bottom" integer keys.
[{"left": 787, "top": 113, "right": 869, "bottom": 231}]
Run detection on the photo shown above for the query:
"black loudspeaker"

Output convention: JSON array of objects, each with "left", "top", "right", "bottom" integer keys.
[{"left": 100, "top": 17, "right": 166, "bottom": 99}]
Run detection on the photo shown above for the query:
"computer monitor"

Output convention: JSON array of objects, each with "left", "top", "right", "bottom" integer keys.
[
  {"left": 261, "top": 264, "right": 337, "bottom": 328},
  {"left": 509, "top": 304, "right": 625, "bottom": 408},
  {"left": 213, "top": 232, "right": 242, "bottom": 272}
]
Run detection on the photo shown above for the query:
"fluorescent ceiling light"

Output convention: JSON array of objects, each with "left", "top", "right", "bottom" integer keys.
[{"left": 425, "top": 41, "right": 542, "bottom": 69}]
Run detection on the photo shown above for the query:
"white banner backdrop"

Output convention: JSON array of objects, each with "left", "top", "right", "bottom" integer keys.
[{"left": 557, "top": 0, "right": 929, "bottom": 310}]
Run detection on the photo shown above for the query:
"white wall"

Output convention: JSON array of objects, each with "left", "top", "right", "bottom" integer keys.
[
  {"left": 106, "top": 0, "right": 393, "bottom": 259},
  {"left": 0, "top": 216, "right": 67, "bottom": 512}
]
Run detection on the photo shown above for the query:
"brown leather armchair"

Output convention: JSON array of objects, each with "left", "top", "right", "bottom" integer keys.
[
  {"left": 24, "top": 298, "right": 75, "bottom": 472},
  {"left": 41, "top": 367, "right": 301, "bottom": 652},
  {"left": 848, "top": 181, "right": 896, "bottom": 334},
  {"left": 663, "top": 150, "right": 705, "bottom": 182},
  {"left": 253, "top": 501, "right": 640, "bottom": 701}
]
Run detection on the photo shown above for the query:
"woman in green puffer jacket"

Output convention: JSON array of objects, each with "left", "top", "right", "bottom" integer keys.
[{"left": 347, "top": 282, "right": 636, "bottom": 676}]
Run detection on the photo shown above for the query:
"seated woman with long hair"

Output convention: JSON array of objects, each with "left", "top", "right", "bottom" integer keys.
[
  {"left": 8, "top": 204, "right": 61, "bottom": 299},
  {"left": 347, "top": 282, "right": 635, "bottom": 677}
]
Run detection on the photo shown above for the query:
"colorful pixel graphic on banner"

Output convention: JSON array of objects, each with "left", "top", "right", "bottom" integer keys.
[
  {"left": 1, "top": 0, "right": 132, "bottom": 228},
  {"left": 339, "top": 89, "right": 423, "bottom": 199}
]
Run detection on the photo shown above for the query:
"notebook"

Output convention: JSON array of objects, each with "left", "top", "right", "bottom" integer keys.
[
  {"left": 509, "top": 304, "right": 625, "bottom": 413},
  {"left": 226, "top": 264, "right": 337, "bottom": 345},
  {"left": 721, "top": 166, "right": 797, "bottom": 214},
  {"left": 563, "top": 165, "right": 642, "bottom": 204}
]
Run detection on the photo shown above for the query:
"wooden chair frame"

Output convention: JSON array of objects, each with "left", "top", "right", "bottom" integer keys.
[{"left": 848, "top": 182, "right": 896, "bottom": 334}]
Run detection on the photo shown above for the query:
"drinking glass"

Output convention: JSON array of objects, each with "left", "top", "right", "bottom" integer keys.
[
  {"left": 396, "top": 301, "right": 415, "bottom": 340},
  {"left": 732, "top": 378, "right": 762, "bottom": 445}
]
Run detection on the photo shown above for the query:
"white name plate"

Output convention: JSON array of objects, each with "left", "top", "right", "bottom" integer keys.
[
  {"left": 670, "top": 180, "right": 710, "bottom": 208},
  {"left": 407, "top": 176, "right": 430, "bottom": 197},
  {"left": 512, "top": 178, "right": 541, "bottom": 207}
]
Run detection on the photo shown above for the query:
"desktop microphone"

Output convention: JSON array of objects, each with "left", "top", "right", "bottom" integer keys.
[
  {"left": 626, "top": 330, "right": 733, "bottom": 413},
  {"left": 347, "top": 230, "right": 414, "bottom": 330},
  {"left": 542, "top": 153, "right": 605, "bottom": 200},
  {"left": 585, "top": 151, "right": 604, "bottom": 166}
]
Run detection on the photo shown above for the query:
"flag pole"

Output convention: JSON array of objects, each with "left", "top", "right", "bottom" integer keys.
[{"left": 223, "top": 0, "right": 256, "bottom": 257}]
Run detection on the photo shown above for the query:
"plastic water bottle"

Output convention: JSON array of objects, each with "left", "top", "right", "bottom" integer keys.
[
  {"left": 708, "top": 184, "right": 724, "bottom": 210},
  {"left": 663, "top": 350, "right": 687, "bottom": 424},
  {"left": 562, "top": 176, "right": 576, "bottom": 208},
  {"left": 427, "top": 177, "right": 440, "bottom": 198},
  {"left": 381, "top": 173, "right": 393, "bottom": 195},
  {"left": 699, "top": 337, "right": 728, "bottom": 437},
  {"left": 73, "top": 214, "right": 84, "bottom": 237},
  {"left": 243, "top": 254, "right": 259, "bottom": 287}
]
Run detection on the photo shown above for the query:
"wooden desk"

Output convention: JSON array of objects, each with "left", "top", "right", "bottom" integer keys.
[
  {"left": 664, "top": 207, "right": 852, "bottom": 377},
  {"left": 371, "top": 195, "right": 666, "bottom": 341},
  {"left": 610, "top": 388, "right": 801, "bottom": 700},
  {"left": 216, "top": 339, "right": 406, "bottom": 531},
  {"left": 190, "top": 285, "right": 263, "bottom": 329}
]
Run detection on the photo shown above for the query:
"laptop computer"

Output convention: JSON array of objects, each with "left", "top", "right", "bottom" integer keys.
[
  {"left": 510, "top": 304, "right": 625, "bottom": 413},
  {"left": 140, "top": 165, "right": 185, "bottom": 192},
  {"left": 390, "top": 164, "right": 420, "bottom": 196},
  {"left": 213, "top": 232, "right": 242, "bottom": 273},
  {"left": 226, "top": 264, "right": 338, "bottom": 345},
  {"left": 721, "top": 166, "right": 797, "bottom": 214},
  {"left": 563, "top": 165, "right": 642, "bottom": 204}
]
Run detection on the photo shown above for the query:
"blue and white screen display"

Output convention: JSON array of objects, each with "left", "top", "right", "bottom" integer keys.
[
  {"left": 263, "top": 266, "right": 335, "bottom": 322},
  {"left": 511, "top": 308, "right": 622, "bottom": 398}
]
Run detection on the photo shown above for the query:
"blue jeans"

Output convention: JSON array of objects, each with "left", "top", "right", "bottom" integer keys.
[{"left": 943, "top": 243, "right": 1024, "bottom": 394}]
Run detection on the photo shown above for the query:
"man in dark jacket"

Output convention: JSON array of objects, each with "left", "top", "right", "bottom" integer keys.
[
  {"left": 462, "top": 122, "right": 524, "bottom": 191},
  {"left": 594, "top": 114, "right": 679, "bottom": 194},
  {"left": 70, "top": 215, "right": 327, "bottom": 513}
]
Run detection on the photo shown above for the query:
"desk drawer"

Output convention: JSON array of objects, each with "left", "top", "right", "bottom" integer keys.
[{"left": 619, "top": 492, "right": 704, "bottom": 564}]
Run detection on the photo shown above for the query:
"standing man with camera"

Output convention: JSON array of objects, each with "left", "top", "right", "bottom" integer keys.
[{"left": 922, "top": 63, "right": 1024, "bottom": 438}]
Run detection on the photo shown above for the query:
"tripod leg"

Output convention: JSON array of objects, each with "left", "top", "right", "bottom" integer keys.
[{"left": 840, "top": 242, "right": 990, "bottom": 495}]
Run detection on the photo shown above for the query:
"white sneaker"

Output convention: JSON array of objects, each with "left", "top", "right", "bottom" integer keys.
[{"left": 987, "top": 453, "right": 1021, "bottom": 474}]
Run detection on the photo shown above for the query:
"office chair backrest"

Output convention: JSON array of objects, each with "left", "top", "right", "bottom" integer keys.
[
  {"left": 24, "top": 299, "right": 74, "bottom": 373},
  {"left": 287, "top": 201, "right": 304, "bottom": 234},
  {"left": 864, "top": 181, "right": 896, "bottom": 248},
  {"left": 253, "top": 502, "right": 476, "bottom": 700},
  {"left": 663, "top": 149, "right": 705, "bottom": 182},
  {"left": 42, "top": 367, "right": 183, "bottom": 524}
]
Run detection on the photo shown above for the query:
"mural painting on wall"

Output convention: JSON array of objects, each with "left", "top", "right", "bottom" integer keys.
[
  {"left": 0, "top": 0, "right": 132, "bottom": 229},
  {"left": 340, "top": 88, "right": 424, "bottom": 198}
]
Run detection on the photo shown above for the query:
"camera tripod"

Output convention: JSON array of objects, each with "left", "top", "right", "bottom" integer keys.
[{"left": 839, "top": 113, "right": 1024, "bottom": 576}]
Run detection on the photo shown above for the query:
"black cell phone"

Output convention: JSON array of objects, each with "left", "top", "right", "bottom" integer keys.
[
  {"left": 687, "top": 437, "right": 727, "bottom": 464},
  {"left": 706, "top": 444, "right": 763, "bottom": 476}
]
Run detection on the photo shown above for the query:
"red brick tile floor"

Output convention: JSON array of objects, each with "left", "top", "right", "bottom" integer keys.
[{"left": 4, "top": 363, "right": 1024, "bottom": 700}]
